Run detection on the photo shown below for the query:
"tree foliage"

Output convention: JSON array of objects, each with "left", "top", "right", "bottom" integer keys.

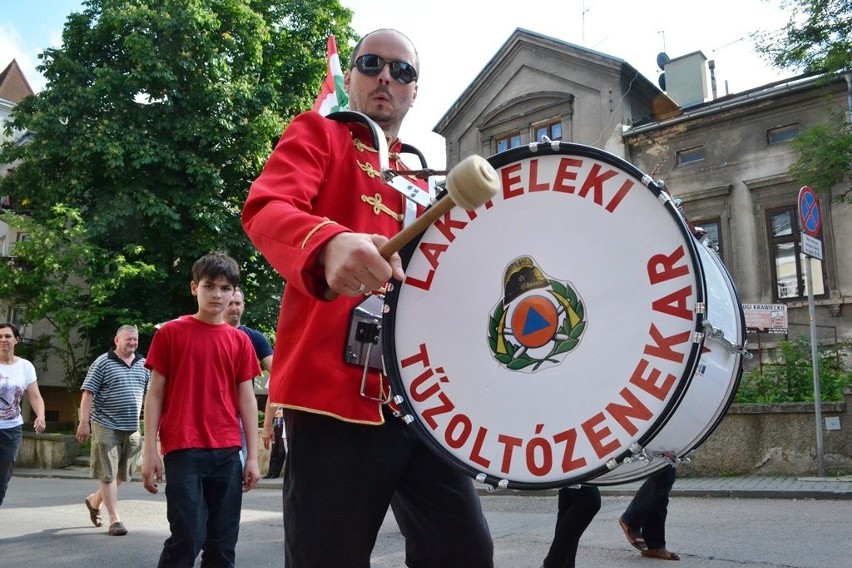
[
  {"left": 755, "top": 0, "right": 852, "bottom": 201},
  {"left": 0, "top": 0, "right": 355, "bottom": 348},
  {"left": 735, "top": 337, "right": 852, "bottom": 403},
  {"left": 0, "top": 205, "right": 157, "bottom": 390}
]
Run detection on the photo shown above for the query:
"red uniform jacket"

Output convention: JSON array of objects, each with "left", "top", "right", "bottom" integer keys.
[{"left": 243, "top": 111, "right": 425, "bottom": 424}]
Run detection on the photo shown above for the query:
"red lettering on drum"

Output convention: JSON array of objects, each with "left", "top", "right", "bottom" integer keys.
[
  {"left": 445, "top": 413, "right": 473, "bottom": 449},
  {"left": 404, "top": 269, "right": 435, "bottom": 291},
  {"left": 652, "top": 286, "right": 694, "bottom": 320},
  {"left": 644, "top": 324, "right": 690, "bottom": 363},
  {"left": 577, "top": 162, "right": 618, "bottom": 200},
  {"left": 400, "top": 343, "right": 430, "bottom": 369},
  {"left": 529, "top": 159, "right": 550, "bottom": 192},
  {"left": 629, "top": 358, "right": 676, "bottom": 401},
  {"left": 648, "top": 245, "right": 689, "bottom": 284},
  {"left": 469, "top": 427, "right": 492, "bottom": 468},
  {"left": 553, "top": 157, "right": 582, "bottom": 193},
  {"left": 421, "top": 392, "right": 455, "bottom": 430},
  {"left": 497, "top": 434, "right": 523, "bottom": 474},
  {"left": 501, "top": 163, "right": 525, "bottom": 199},
  {"left": 582, "top": 413, "right": 620, "bottom": 458},
  {"left": 553, "top": 428, "right": 587, "bottom": 472},
  {"left": 433, "top": 210, "right": 472, "bottom": 242},
  {"left": 526, "top": 437, "right": 553, "bottom": 476},
  {"left": 409, "top": 367, "right": 439, "bottom": 402},
  {"left": 604, "top": 179, "right": 633, "bottom": 212},
  {"left": 606, "top": 388, "right": 653, "bottom": 436},
  {"left": 420, "top": 242, "right": 448, "bottom": 269},
  {"left": 500, "top": 157, "right": 634, "bottom": 212}
]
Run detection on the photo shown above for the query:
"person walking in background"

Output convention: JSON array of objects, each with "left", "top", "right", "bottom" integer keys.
[
  {"left": 76, "top": 324, "right": 150, "bottom": 536},
  {"left": 540, "top": 485, "right": 601, "bottom": 568},
  {"left": 242, "top": 28, "right": 493, "bottom": 566},
  {"left": 263, "top": 405, "right": 286, "bottom": 479},
  {"left": 142, "top": 252, "right": 261, "bottom": 567},
  {"left": 0, "top": 322, "right": 46, "bottom": 507},
  {"left": 619, "top": 464, "right": 680, "bottom": 561},
  {"left": 226, "top": 286, "right": 274, "bottom": 468}
]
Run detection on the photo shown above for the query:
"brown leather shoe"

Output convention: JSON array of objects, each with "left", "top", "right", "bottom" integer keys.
[
  {"left": 618, "top": 516, "right": 647, "bottom": 551},
  {"left": 641, "top": 548, "right": 680, "bottom": 560},
  {"left": 108, "top": 522, "right": 128, "bottom": 536},
  {"left": 84, "top": 498, "right": 102, "bottom": 527}
]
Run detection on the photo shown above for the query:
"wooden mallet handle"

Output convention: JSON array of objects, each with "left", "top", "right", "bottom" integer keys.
[{"left": 324, "top": 155, "right": 499, "bottom": 300}]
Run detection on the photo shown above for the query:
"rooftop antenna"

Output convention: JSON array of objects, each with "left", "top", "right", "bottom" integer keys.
[
  {"left": 658, "top": 30, "right": 666, "bottom": 53},
  {"left": 582, "top": 1, "right": 592, "bottom": 45},
  {"left": 712, "top": 36, "right": 746, "bottom": 96}
]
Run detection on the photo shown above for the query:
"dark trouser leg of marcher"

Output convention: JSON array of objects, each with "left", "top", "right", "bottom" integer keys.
[
  {"left": 542, "top": 485, "right": 601, "bottom": 568},
  {"left": 158, "top": 449, "right": 235, "bottom": 568},
  {"left": 266, "top": 420, "right": 286, "bottom": 478},
  {"left": 281, "top": 408, "right": 402, "bottom": 568},
  {"left": 390, "top": 419, "right": 494, "bottom": 568},
  {"left": 0, "top": 425, "right": 23, "bottom": 507},
  {"left": 639, "top": 465, "right": 676, "bottom": 550},
  {"left": 199, "top": 449, "right": 242, "bottom": 567}
]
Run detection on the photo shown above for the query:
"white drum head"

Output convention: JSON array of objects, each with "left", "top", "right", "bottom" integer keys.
[
  {"left": 592, "top": 241, "right": 746, "bottom": 485},
  {"left": 384, "top": 143, "right": 706, "bottom": 489}
]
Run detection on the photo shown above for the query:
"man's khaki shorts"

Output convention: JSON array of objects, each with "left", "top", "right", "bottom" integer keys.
[{"left": 90, "top": 422, "right": 141, "bottom": 483}]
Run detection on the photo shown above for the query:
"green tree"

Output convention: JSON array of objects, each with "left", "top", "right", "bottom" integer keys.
[
  {"left": 735, "top": 337, "right": 852, "bottom": 403},
  {"left": 755, "top": 0, "right": 852, "bottom": 201},
  {"left": 0, "top": 0, "right": 355, "bottom": 343},
  {"left": 0, "top": 205, "right": 156, "bottom": 390}
]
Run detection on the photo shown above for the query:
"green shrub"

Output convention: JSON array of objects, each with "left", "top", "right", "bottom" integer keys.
[{"left": 735, "top": 338, "right": 852, "bottom": 403}]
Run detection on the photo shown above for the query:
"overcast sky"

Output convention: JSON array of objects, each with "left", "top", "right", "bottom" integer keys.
[{"left": 2, "top": 0, "right": 796, "bottom": 168}]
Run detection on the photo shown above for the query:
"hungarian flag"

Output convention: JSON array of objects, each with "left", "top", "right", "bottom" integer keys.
[{"left": 312, "top": 35, "right": 349, "bottom": 116}]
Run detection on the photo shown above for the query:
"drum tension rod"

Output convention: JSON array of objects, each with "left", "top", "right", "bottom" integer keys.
[{"left": 702, "top": 321, "right": 753, "bottom": 358}]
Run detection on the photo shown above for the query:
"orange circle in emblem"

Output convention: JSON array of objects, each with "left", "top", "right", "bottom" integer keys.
[{"left": 510, "top": 294, "right": 558, "bottom": 349}]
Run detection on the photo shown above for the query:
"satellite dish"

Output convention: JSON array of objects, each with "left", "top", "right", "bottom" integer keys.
[
  {"left": 658, "top": 72, "right": 666, "bottom": 91},
  {"left": 656, "top": 51, "right": 670, "bottom": 70}
]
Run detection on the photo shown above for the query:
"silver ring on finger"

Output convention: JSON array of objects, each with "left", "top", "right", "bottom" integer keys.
[{"left": 356, "top": 282, "right": 367, "bottom": 294}]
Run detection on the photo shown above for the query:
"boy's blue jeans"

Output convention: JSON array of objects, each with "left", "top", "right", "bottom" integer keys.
[{"left": 157, "top": 447, "right": 243, "bottom": 568}]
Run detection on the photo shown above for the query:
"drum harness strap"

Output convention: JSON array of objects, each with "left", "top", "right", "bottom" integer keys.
[{"left": 327, "top": 111, "right": 452, "bottom": 406}]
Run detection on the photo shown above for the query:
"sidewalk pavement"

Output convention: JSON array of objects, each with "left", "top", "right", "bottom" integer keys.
[{"left": 14, "top": 465, "right": 852, "bottom": 500}]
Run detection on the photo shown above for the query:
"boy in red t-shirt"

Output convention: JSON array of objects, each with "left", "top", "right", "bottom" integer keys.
[{"left": 142, "top": 252, "right": 261, "bottom": 567}]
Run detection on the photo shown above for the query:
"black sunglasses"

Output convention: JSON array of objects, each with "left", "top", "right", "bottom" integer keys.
[{"left": 353, "top": 54, "right": 418, "bottom": 85}]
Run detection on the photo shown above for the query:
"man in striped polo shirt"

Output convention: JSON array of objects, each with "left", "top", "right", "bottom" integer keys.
[{"left": 76, "top": 324, "right": 150, "bottom": 536}]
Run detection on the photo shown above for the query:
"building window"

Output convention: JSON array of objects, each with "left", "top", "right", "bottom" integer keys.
[
  {"left": 534, "top": 121, "right": 563, "bottom": 143},
  {"left": 767, "top": 124, "right": 799, "bottom": 145},
  {"left": 7, "top": 306, "right": 29, "bottom": 338},
  {"left": 496, "top": 133, "right": 521, "bottom": 153},
  {"left": 768, "top": 206, "right": 825, "bottom": 300},
  {"left": 676, "top": 146, "right": 705, "bottom": 166},
  {"left": 694, "top": 218, "right": 723, "bottom": 260}
]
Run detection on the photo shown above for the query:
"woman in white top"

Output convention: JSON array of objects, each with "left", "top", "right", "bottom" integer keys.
[{"left": 0, "top": 322, "right": 46, "bottom": 506}]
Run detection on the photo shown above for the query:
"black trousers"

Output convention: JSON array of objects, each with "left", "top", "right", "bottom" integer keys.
[
  {"left": 542, "top": 485, "right": 601, "bottom": 568},
  {"left": 282, "top": 407, "right": 493, "bottom": 568},
  {"left": 621, "top": 465, "right": 676, "bottom": 550},
  {"left": 265, "top": 418, "right": 286, "bottom": 478}
]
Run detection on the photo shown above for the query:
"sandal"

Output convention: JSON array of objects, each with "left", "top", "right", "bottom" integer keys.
[
  {"left": 641, "top": 549, "right": 680, "bottom": 561},
  {"left": 108, "top": 522, "right": 128, "bottom": 536},
  {"left": 85, "top": 497, "right": 103, "bottom": 527},
  {"left": 618, "top": 516, "right": 647, "bottom": 551}
]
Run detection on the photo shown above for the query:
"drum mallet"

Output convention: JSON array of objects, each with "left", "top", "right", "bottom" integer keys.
[{"left": 325, "top": 154, "right": 499, "bottom": 300}]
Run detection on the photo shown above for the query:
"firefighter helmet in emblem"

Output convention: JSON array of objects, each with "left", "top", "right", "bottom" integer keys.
[{"left": 487, "top": 256, "right": 587, "bottom": 372}]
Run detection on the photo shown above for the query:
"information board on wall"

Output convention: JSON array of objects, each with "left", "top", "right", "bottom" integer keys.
[{"left": 743, "top": 303, "right": 788, "bottom": 334}]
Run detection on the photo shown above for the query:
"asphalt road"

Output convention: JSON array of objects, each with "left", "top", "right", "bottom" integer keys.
[{"left": 1, "top": 476, "right": 850, "bottom": 567}]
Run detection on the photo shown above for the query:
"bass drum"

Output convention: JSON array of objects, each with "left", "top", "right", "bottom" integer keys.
[
  {"left": 383, "top": 142, "right": 708, "bottom": 490},
  {"left": 590, "top": 240, "right": 746, "bottom": 485}
]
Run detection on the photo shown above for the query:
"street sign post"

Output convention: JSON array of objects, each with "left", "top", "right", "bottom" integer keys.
[{"left": 798, "top": 186, "right": 825, "bottom": 477}]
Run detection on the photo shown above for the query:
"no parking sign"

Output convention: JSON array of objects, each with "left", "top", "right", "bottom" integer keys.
[
  {"left": 798, "top": 186, "right": 822, "bottom": 237},
  {"left": 798, "top": 186, "right": 823, "bottom": 259}
]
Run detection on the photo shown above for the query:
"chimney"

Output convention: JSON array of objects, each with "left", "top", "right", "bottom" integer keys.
[{"left": 663, "top": 51, "right": 709, "bottom": 108}]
